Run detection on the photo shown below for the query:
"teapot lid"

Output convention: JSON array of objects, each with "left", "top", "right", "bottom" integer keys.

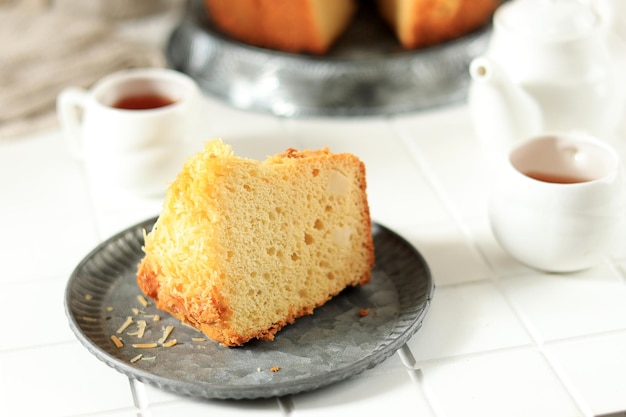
[{"left": 496, "top": 0, "right": 599, "bottom": 40}]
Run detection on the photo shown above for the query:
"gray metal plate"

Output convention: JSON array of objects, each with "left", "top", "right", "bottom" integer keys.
[{"left": 65, "top": 217, "right": 434, "bottom": 399}]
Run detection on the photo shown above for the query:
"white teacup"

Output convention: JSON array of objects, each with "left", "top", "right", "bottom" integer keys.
[
  {"left": 57, "top": 68, "right": 204, "bottom": 196},
  {"left": 489, "top": 133, "right": 626, "bottom": 273}
]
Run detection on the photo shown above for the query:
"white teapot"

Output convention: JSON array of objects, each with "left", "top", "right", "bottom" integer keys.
[{"left": 468, "top": 0, "right": 625, "bottom": 155}]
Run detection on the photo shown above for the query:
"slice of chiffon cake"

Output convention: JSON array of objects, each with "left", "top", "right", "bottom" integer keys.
[{"left": 137, "top": 139, "right": 375, "bottom": 346}]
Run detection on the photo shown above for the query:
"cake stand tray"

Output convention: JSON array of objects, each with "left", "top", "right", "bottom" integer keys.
[{"left": 166, "top": 0, "right": 493, "bottom": 117}]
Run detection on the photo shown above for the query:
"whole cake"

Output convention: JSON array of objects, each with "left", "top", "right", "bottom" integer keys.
[
  {"left": 203, "top": 0, "right": 358, "bottom": 54},
  {"left": 203, "top": 0, "right": 498, "bottom": 54},
  {"left": 137, "top": 139, "right": 375, "bottom": 347},
  {"left": 376, "top": 0, "right": 499, "bottom": 49}
]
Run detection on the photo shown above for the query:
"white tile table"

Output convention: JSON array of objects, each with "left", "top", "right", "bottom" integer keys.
[{"left": 2, "top": 4, "right": 626, "bottom": 417}]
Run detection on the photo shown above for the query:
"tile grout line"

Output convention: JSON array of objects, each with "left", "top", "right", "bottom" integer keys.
[
  {"left": 402, "top": 343, "right": 532, "bottom": 370},
  {"left": 410, "top": 368, "right": 449, "bottom": 417},
  {"left": 388, "top": 117, "right": 497, "bottom": 277},
  {"left": 399, "top": 345, "right": 448, "bottom": 417},
  {"left": 0, "top": 339, "right": 78, "bottom": 355},
  {"left": 405, "top": 342, "right": 599, "bottom": 417},
  {"left": 483, "top": 260, "right": 625, "bottom": 417},
  {"left": 388, "top": 116, "right": 512, "bottom": 288},
  {"left": 540, "top": 348, "right": 595, "bottom": 417},
  {"left": 607, "top": 259, "right": 626, "bottom": 286}
]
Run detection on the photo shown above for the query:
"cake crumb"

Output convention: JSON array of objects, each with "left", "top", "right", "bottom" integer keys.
[
  {"left": 270, "top": 366, "right": 280, "bottom": 373},
  {"left": 84, "top": 294, "right": 93, "bottom": 301},
  {"left": 257, "top": 367, "right": 262, "bottom": 372},
  {"left": 359, "top": 308, "right": 370, "bottom": 317}
]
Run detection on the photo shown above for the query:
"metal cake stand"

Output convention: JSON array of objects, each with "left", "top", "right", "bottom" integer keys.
[{"left": 167, "top": 0, "right": 493, "bottom": 117}]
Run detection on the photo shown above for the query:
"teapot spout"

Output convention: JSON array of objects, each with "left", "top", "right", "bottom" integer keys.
[{"left": 468, "top": 57, "right": 543, "bottom": 157}]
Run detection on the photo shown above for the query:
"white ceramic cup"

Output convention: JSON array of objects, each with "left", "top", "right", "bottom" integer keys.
[
  {"left": 57, "top": 68, "right": 204, "bottom": 196},
  {"left": 489, "top": 133, "right": 626, "bottom": 273}
]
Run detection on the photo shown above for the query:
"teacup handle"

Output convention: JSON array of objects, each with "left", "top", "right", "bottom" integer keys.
[{"left": 57, "top": 87, "right": 89, "bottom": 159}]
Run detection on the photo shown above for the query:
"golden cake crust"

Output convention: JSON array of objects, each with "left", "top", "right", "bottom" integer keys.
[{"left": 137, "top": 139, "right": 374, "bottom": 347}]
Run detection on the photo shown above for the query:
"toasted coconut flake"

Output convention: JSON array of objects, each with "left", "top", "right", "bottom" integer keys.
[
  {"left": 130, "top": 354, "right": 143, "bottom": 363},
  {"left": 137, "top": 295, "right": 149, "bottom": 307},
  {"left": 192, "top": 337, "right": 206, "bottom": 342},
  {"left": 162, "top": 339, "right": 177, "bottom": 348},
  {"left": 82, "top": 316, "right": 98, "bottom": 322},
  {"left": 116, "top": 316, "right": 133, "bottom": 334},
  {"left": 158, "top": 325, "right": 174, "bottom": 344},
  {"left": 110, "top": 335, "right": 124, "bottom": 348},
  {"left": 84, "top": 294, "right": 93, "bottom": 301},
  {"left": 132, "top": 343, "right": 158, "bottom": 349},
  {"left": 128, "top": 320, "right": 147, "bottom": 338},
  {"left": 106, "top": 306, "right": 114, "bottom": 312}
]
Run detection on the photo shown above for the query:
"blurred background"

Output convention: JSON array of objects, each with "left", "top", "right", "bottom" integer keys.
[{"left": 0, "top": 0, "right": 185, "bottom": 139}]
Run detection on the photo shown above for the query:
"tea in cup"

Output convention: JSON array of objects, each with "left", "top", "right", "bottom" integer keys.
[
  {"left": 57, "top": 67, "right": 205, "bottom": 196},
  {"left": 488, "top": 133, "right": 625, "bottom": 272}
]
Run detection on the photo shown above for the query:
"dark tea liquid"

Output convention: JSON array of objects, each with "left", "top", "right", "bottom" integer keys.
[
  {"left": 112, "top": 93, "right": 176, "bottom": 110},
  {"left": 523, "top": 170, "right": 591, "bottom": 184}
]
